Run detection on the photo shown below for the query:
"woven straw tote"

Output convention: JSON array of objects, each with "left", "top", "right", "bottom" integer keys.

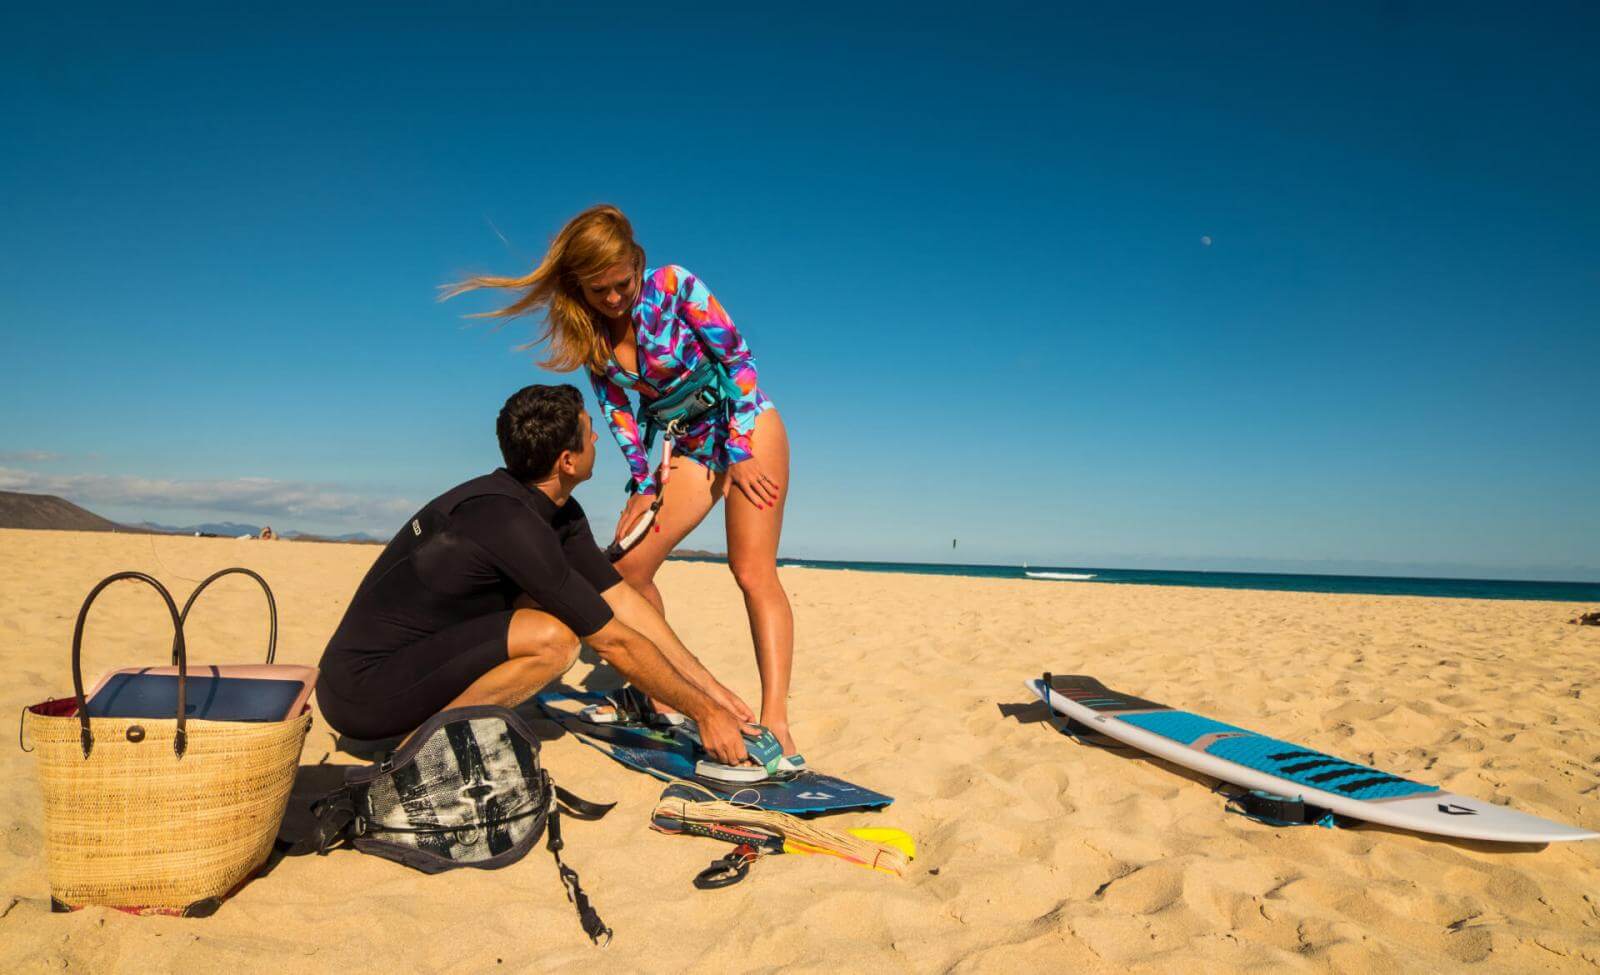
[{"left": 22, "top": 570, "right": 311, "bottom": 915}]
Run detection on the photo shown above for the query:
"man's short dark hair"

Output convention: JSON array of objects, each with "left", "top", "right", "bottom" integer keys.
[{"left": 497, "top": 384, "right": 584, "bottom": 481}]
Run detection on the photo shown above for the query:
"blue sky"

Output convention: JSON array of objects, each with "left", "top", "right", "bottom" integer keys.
[{"left": 2, "top": 2, "right": 1596, "bottom": 579}]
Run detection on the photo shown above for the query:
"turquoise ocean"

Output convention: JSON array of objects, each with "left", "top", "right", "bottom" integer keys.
[{"left": 671, "top": 558, "right": 1600, "bottom": 603}]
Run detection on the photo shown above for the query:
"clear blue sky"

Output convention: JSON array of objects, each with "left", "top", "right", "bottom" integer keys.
[{"left": 2, "top": 2, "right": 1596, "bottom": 579}]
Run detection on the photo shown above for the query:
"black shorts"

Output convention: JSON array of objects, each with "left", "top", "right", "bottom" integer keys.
[{"left": 316, "top": 610, "right": 514, "bottom": 741}]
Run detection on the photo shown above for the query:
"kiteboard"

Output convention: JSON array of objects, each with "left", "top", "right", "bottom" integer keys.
[{"left": 535, "top": 689, "right": 892, "bottom": 815}]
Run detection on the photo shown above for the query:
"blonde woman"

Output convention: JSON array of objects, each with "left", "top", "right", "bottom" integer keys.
[{"left": 447, "top": 206, "right": 800, "bottom": 762}]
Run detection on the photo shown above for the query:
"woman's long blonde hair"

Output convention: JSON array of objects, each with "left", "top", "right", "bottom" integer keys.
[{"left": 442, "top": 204, "right": 644, "bottom": 374}]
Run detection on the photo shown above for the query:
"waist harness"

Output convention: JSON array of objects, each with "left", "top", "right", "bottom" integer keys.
[
  {"left": 605, "top": 356, "right": 742, "bottom": 561},
  {"left": 306, "top": 705, "right": 615, "bottom": 945},
  {"left": 637, "top": 357, "right": 741, "bottom": 458}
]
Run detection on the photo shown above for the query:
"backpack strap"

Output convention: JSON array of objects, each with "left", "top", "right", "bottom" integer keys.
[
  {"left": 554, "top": 784, "right": 615, "bottom": 821},
  {"left": 301, "top": 790, "right": 360, "bottom": 856},
  {"left": 544, "top": 772, "right": 612, "bottom": 946}
]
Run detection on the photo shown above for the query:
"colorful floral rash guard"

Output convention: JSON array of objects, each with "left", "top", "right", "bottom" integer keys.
[{"left": 588, "top": 265, "right": 773, "bottom": 495}]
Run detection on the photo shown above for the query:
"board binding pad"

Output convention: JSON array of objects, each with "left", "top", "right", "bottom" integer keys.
[
  {"left": 535, "top": 690, "right": 893, "bottom": 815},
  {"left": 1028, "top": 674, "right": 1598, "bottom": 844}
]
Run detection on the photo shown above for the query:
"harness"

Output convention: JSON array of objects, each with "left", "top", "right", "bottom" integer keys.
[
  {"left": 637, "top": 356, "right": 742, "bottom": 460},
  {"left": 302, "top": 705, "right": 615, "bottom": 945},
  {"left": 605, "top": 356, "right": 741, "bottom": 562}
]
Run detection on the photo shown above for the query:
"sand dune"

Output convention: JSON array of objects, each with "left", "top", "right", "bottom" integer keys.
[{"left": 2, "top": 527, "right": 1597, "bottom": 973}]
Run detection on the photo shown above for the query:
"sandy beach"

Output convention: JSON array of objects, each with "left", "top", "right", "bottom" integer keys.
[{"left": 2, "top": 526, "right": 1597, "bottom": 973}]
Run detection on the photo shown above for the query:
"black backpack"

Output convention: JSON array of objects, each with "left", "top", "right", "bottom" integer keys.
[{"left": 306, "top": 705, "right": 614, "bottom": 945}]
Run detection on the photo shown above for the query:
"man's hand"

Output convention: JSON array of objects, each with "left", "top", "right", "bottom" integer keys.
[
  {"left": 707, "top": 679, "right": 755, "bottom": 723},
  {"left": 694, "top": 705, "right": 755, "bottom": 767},
  {"left": 600, "top": 581, "right": 755, "bottom": 723},
  {"left": 586, "top": 616, "right": 751, "bottom": 764}
]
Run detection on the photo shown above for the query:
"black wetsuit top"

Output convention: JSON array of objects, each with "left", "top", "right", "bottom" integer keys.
[{"left": 316, "top": 469, "right": 621, "bottom": 739}]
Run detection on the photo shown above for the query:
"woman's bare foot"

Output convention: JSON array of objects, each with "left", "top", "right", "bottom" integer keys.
[{"left": 764, "top": 719, "right": 798, "bottom": 757}]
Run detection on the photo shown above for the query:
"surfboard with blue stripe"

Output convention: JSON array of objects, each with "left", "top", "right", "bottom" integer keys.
[{"left": 1028, "top": 675, "right": 1596, "bottom": 844}]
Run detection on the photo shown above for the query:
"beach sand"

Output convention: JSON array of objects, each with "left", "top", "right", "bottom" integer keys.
[{"left": 2, "top": 527, "right": 1597, "bottom": 973}]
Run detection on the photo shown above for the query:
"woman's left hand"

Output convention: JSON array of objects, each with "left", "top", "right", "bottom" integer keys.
[{"left": 728, "top": 458, "right": 781, "bottom": 509}]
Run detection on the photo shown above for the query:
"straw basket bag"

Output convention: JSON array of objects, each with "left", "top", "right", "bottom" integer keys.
[{"left": 22, "top": 570, "right": 312, "bottom": 915}]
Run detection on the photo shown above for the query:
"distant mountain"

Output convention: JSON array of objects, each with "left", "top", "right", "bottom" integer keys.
[
  {"left": 332, "top": 532, "right": 385, "bottom": 543},
  {"left": 0, "top": 496, "right": 383, "bottom": 543},
  {"left": 133, "top": 521, "right": 382, "bottom": 543},
  {"left": 668, "top": 548, "right": 726, "bottom": 560},
  {"left": 282, "top": 530, "right": 384, "bottom": 545},
  {"left": 135, "top": 520, "right": 262, "bottom": 537},
  {"left": 0, "top": 491, "right": 151, "bottom": 533}
]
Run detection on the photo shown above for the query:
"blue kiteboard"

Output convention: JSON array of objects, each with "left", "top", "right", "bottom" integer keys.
[{"left": 534, "top": 689, "right": 892, "bottom": 815}]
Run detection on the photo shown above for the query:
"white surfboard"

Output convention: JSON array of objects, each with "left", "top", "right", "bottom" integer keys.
[{"left": 1027, "top": 675, "right": 1597, "bottom": 844}]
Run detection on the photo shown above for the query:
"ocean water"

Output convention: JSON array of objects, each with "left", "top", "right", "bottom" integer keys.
[{"left": 693, "top": 558, "right": 1600, "bottom": 603}]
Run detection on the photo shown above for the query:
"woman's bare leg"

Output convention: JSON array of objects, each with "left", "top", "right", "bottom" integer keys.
[
  {"left": 724, "top": 409, "right": 796, "bottom": 754},
  {"left": 611, "top": 455, "right": 721, "bottom": 615}
]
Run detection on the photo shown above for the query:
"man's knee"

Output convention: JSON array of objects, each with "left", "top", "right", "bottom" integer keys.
[
  {"left": 549, "top": 636, "right": 581, "bottom": 674},
  {"left": 508, "top": 610, "right": 580, "bottom": 668},
  {"left": 494, "top": 654, "right": 566, "bottom": 702}
]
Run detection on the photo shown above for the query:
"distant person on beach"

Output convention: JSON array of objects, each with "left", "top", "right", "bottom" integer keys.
[
  {"left": 445, "top": 205, "right": 800, "bottom": 762},
  {"left": 316, "top": 384, "right": 755, "bottom": 763}
]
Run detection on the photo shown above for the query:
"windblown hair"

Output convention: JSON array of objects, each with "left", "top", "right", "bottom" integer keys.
[
  {"left": 442, "top": 204, "right": 644, "bottom": 374},
  {"left": 497, "top": 384, "right": 585, "bottom": 482}
]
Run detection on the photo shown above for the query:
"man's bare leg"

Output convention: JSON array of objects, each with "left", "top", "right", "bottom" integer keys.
[
  {"left": 384, "top": 605, "right": 585, "bottom": 755},
  {"left": 441, "top": 607, "right": 581, "bottom": 710},
  {"left": 393, "top": 609, "right": 580, "bottom": 749}
]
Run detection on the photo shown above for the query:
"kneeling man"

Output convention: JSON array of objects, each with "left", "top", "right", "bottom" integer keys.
[{"left": 317, "top": 384, "right": 753, "bottom": 764}]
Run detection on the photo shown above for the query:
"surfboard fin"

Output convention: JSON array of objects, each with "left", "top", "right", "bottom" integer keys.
[{"left": 1222, "top": 789, "right": 1341, "bottom": 829}]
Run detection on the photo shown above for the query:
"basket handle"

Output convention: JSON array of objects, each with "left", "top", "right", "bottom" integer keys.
[
  {"left": 175, "top": 567, "right": 278, "bottom": 665},
  {"left": 71, "top": 571, "right": 188, "bottom": 760}
]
